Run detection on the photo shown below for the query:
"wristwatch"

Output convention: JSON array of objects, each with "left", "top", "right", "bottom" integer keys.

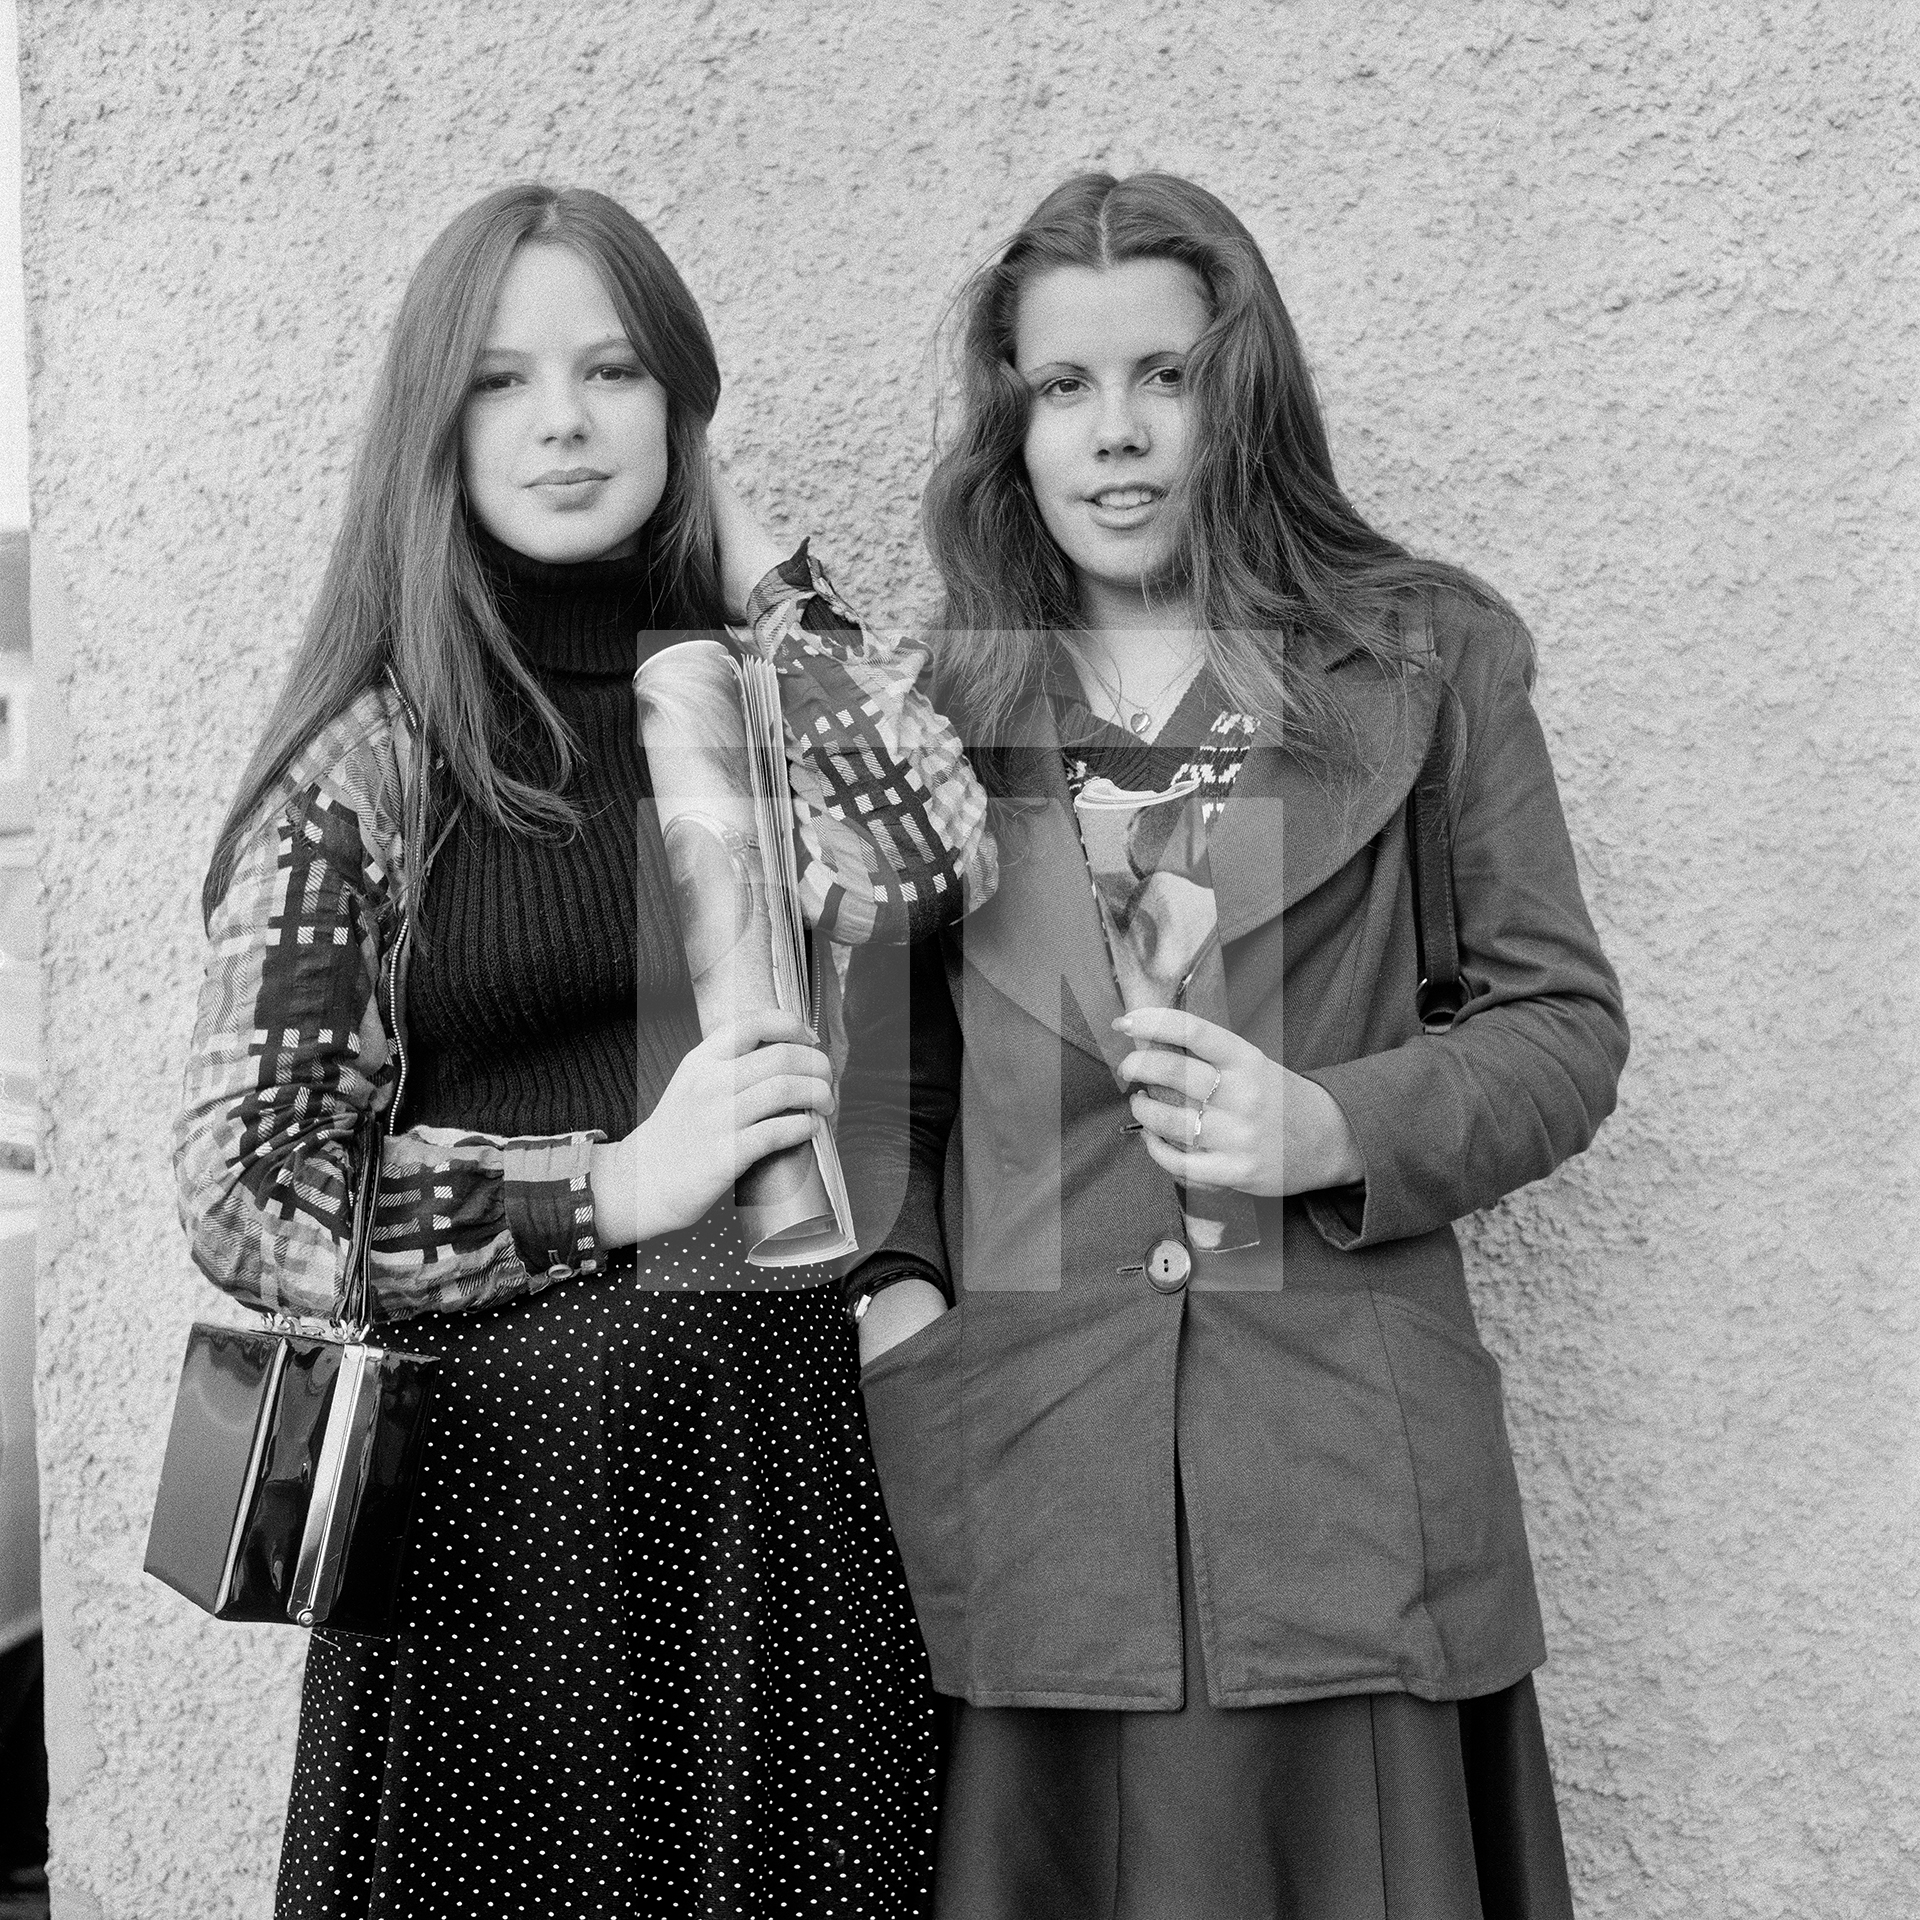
[
  {"left": 849, "top": 1271, "right": 917, "bottom": 1325},
  {"left": 844, "top": 1259, "right": 944, "bottom": 1326}
]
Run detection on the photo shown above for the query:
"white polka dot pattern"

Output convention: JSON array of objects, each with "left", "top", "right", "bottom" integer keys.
[{"left": 274, "top": 1216, "right": 938, "bottom": 1918}]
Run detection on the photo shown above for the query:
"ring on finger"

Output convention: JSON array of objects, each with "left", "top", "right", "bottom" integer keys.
[
  {"left": 1199, "top": 1067, "right": 1223, "bottom": 1110},
  {"left": 1189, "top": 1106, "right": 1205, "bottom": 1149}
]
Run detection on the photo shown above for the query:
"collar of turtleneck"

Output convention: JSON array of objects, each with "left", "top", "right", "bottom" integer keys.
[{"left": 474, "top": 525, "right": 667, "bottom": 678}]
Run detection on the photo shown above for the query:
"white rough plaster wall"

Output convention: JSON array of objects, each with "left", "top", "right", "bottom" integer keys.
[{"left": 18, "top": 1, "right": 1917, "bottom": 1914}]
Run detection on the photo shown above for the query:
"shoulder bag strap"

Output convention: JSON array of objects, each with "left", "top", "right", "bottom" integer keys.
[{"left": 1407, "top": 686, "right": 1466, "bottom": 1035}]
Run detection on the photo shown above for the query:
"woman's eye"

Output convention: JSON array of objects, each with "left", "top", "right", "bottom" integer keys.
[
  {"left": 590, "top": 362, "right": 644, "bottom": 383},
  {"left": 470, "top": 371, "right": 518, "bottom": 394},
  {"left": 1146, "top": 365, "right": 1185, "bottom": 391},
  {"left": 1038, "top": 375, "right": 1087, "bottom": 399}
]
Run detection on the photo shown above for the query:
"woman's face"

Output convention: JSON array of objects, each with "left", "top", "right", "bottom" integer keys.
[
  {"left": 1014, "top": 257, "right": 1211, "bottom": 618},
  {"left": 461, "top": 242, "right": 670, "bottom": 565}
]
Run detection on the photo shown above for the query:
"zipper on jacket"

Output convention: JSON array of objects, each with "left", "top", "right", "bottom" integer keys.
[
  {"left": 383, "top": 919, "right": 411, "bottom": 1135},
  {"left": 381, "top": 677, "right": 431, "bottom": 1142}
]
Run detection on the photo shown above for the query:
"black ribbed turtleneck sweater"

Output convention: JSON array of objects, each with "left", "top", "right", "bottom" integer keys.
[{"left": 403, "top": 537, "right": 704, "bottom": 1144}]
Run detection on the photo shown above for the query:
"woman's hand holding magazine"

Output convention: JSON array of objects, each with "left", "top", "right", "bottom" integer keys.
[
  {"left": 589, "top": 1009, "right": 833, "bottom": 1248},
  {"left": 635, "top": 642, "right": 861, "bottom": 1267},
  {"left": 630, "top": 511, "right": 996, "bottom": 1272}
]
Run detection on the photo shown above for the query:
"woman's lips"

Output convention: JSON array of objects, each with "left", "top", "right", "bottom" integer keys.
[
  {"left": 528, "top": 467, "right": 611, "bottom": 506},
  {"left": 1084, "top": 485, "right": 1163, "bottom": 531},
  {"left": 522, "top": 470, "right": 610, "bottom": 514}
]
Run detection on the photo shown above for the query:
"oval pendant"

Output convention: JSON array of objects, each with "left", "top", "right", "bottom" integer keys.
[{"left": 1127, "top": 708, "right": 1152, "bottom": 736}]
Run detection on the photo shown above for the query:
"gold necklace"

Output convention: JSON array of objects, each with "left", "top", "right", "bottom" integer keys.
[{"left": 1077, "top": 645, "right": 1205, "bottom": 737}]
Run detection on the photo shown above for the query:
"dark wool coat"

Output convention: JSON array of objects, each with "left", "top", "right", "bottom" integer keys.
[{"left": 836, "top": 589, "right": 1629, "bottom": 1711}]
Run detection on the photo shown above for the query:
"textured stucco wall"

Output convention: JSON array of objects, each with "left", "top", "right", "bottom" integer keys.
[{"left": 20, "top": 2, "right": 1918, "bottom": 1915}]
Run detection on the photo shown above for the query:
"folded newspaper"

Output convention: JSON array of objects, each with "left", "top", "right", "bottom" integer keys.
[
  {"left": 635, "top": 641, "right": 857, "bottom": 1269},
  {"left": 1072, "top": 774, "right": 1260, "bottom": 1254}
]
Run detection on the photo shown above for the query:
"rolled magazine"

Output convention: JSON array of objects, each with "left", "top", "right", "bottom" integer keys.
[
  {"left": 1072, "top": 775, "right": 1260, "bottom": 1254},
  {"left": 635, "top": 641, "right": 857, "bottom": 1268}
]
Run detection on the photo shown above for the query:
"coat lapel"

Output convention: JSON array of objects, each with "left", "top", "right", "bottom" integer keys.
[
  {"left": 1211, "top": 653, "right": 1441, "bottom": 946},
  {"left": 953, "top": 642, "right": 1442, "bottom": 1062}
]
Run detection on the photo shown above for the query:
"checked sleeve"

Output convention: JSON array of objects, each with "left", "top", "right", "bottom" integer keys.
[
  {"left": 173, "top": 695, "right": 605, "bottom": 1323},
  {"left": 744, "top": 544, "right": 997, "bottom": 946}
]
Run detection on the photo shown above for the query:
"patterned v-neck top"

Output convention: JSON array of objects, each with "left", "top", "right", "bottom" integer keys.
[{"left": 1046, "top": 650, "right": 1259, "bottom": 819}]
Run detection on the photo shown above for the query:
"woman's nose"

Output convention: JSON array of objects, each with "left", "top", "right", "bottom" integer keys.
[
  {"left": 535, "top": 375, "right": 590, "bottom": 443},
  {"left": 1092, "top": 389, "right": 1147, "bottom": 458}
]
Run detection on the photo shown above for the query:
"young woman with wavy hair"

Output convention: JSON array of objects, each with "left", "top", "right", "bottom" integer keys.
[
  {"left": 838, "top": 171, "right": 1627, "bottom": 1917},
  {"left": 176, "top": 183, "right": 993, "bottom": 1918}
]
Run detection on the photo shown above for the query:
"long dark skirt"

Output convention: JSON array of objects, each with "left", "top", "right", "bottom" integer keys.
[
  {"left": 275, "top": 1233, "right": 937, "bottom": 1920},
  {"left": 934, "top": 1508, "right": 1573, "bottom": 1920}
]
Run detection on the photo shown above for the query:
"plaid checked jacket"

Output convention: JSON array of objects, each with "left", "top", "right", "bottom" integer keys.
[{"left": 174, "top": 550, "right": 995, "bottom": 1323}]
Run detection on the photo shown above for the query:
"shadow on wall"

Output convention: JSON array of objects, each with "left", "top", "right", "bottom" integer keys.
[
  {"left": 0, "top": 523, "right": 48, "bottom": 1918},
  {"left": 0, "top": 533, "right": 26, "bottom": 838}
]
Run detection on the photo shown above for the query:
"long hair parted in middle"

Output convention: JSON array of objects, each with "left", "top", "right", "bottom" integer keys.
[
  {"left": 204, "top": 183, "right": 728, "bottom": 921},
  {"left": 922, "top": 170, "right": 1502, "bottom": 769}
]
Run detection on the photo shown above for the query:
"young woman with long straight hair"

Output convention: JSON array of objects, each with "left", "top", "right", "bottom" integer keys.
[
  {"left": 839, "top": 171, "right": 1628, "bottom": 1917},
  {"left": 175, "top": 182, "right": 992, "bottom": 1918}
]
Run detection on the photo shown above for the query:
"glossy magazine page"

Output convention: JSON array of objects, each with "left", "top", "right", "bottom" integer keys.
[
  {"left": 634, "top": 640, "right": 856, "bottom": 1267},
  {"left": 1072, "top": 775, "right": 1259, "bottom": 1253}
]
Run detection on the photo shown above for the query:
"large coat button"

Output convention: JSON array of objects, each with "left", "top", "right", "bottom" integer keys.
[{"left": 1146, "top": 1239, "right": 1192, "bottom": 1293}]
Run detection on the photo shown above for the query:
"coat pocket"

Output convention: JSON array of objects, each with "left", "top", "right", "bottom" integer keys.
[
  {"left": 1371, "top": 1296, "right": 1547, "bottom": 1689},
  {"left": 860, "top": 1306, "right": 967, "bottom": 1688}
]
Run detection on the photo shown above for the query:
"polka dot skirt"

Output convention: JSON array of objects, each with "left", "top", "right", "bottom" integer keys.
[{"left": 275, "top": 1216, "right": 938, "bottom": 1918}]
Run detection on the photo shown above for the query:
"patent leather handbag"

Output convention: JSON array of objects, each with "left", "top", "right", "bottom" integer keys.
[{"left": 144, "top": 1132, "right": 439, "bottom": 1637}]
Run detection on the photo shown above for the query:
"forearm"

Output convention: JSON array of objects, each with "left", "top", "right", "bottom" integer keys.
[
  {"left": 1301, "top": 991, "right": 1624, "bottom": 1247},
  {"left": 1301, "top": 622, "right": 1627, "bottom": 1248},
  {"left": 1283, "top": 1072, "right": 1366, "bottom": 1193},
  {"left": 587, "top": 1127, "right": 688, "bottom": 1250},
  {"left": 179, "top": 803, "right": 608, "bottom": 1320},
  {"left": 835, "top": 937, "right": 958, "bottom": 1283}
]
